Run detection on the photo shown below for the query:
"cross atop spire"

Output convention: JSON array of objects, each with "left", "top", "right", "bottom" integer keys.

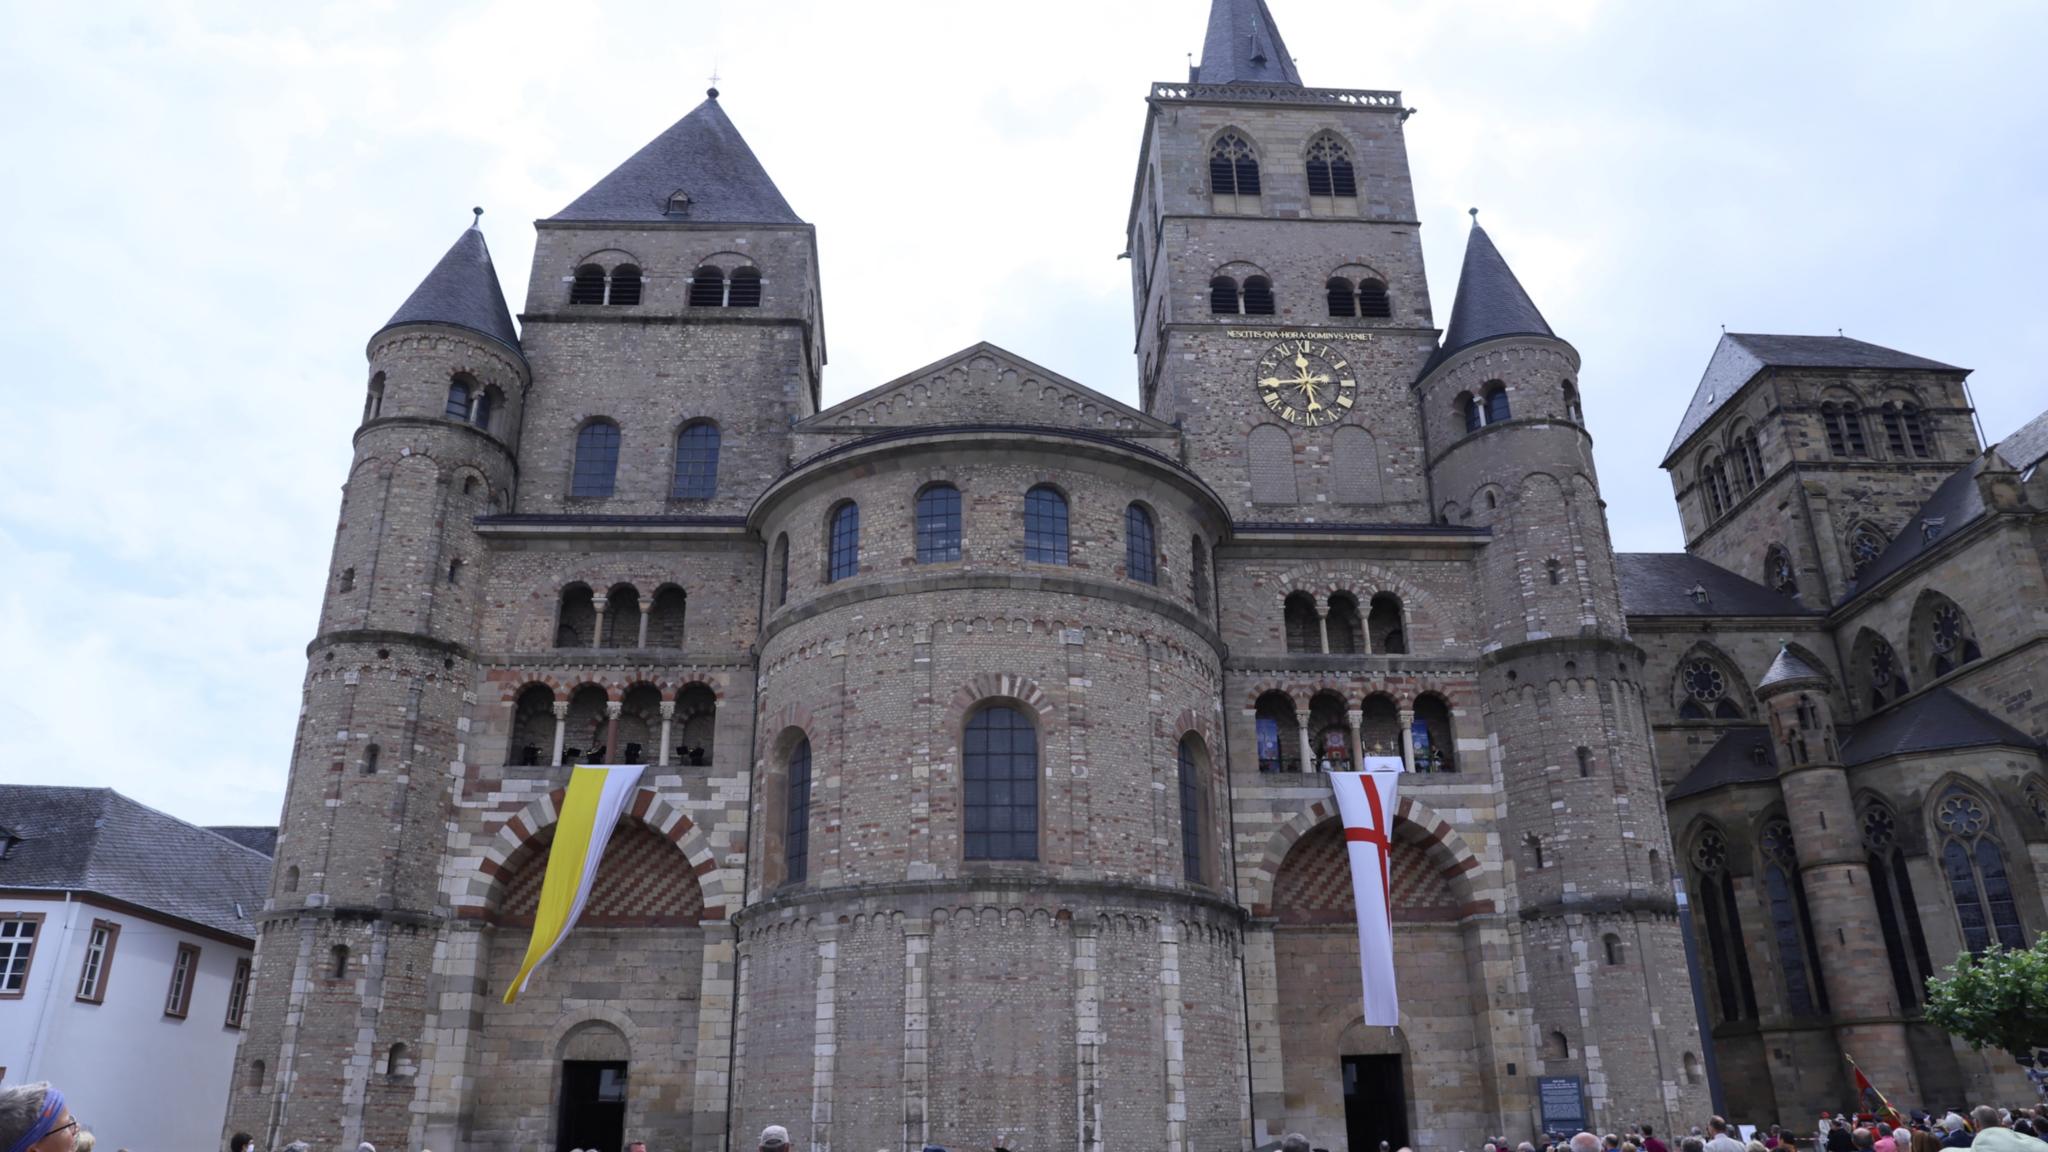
[{"left": 1192, "top": 0, "right": 1302, "bottom": 87}]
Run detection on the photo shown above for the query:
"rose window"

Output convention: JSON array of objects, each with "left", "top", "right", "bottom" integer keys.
[
  {"left": 1685, "top": 660, "right": 1727, "bottom": 703},
  {"left": 1849, "top": 524, "right": 1886, "bottom": 575},
  {"left": 1936, "top": 792, "right": 1989, "bottom": 838},
  {"left": 1692, "top": 829, "right": 1728, "bottom": 873},
  {"left": 1761, "top": 819, "right": 1798, "bottom": 868},
  {"left": 1861, "top": 805, "right": 1896, "bottom": 853}
]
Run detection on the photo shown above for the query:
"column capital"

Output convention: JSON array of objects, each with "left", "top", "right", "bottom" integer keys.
[
  {"left": 551, "top": 702, "right": 570, "bottom": 719},
  {"left": 605, "top": 700, "right": 623, "bottom": 718},
  {"left": 659, "top": 701, "right": 677, "bottom": 719}
]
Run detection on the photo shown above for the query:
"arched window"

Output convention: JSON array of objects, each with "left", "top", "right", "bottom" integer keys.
[
  {"left": 1248, "top": 423, "right": 1297, "bottom": 504},
  {"left": 1575, "top": 747, "right": 1593, "bottom": 778},
  {"left": 1191, "top": 537, "right": 1211, "bottom": 614},
  {"left": 283, "top": 864, "right": 300, "bottom": 893},
  {"left": 1765, "top": 544, "right": 1798, "bottom": 597},
  {"left": 1676, "top": 655, "right": 1744, "bottom": 719},
  {"left": 1882, "top": 402, "right": 1932, "bottom": 458},
  {"left": 1691, "top": 827, "right": 1758, "bottom": 1022},
  {"left": 1412, "top": 694, "right": 1456, "bottom": 772},
  {"left": 728, "top": 267, "right": 762, "bottom": 308},
  {"left": 472, "top": 385, "right": 497, "bottom": 431},
  {"left": 1483, "top": 382, "right": 1511, "bottom": 424},
  {"left": 1545, "top": 1031, "right": 1569, "bottom": 1061},
  {"left": 569, "top": 263, "right": 608, "bottom": 305},
  {"left": 1023, "top": 485, "right": 1069, "bottom": 564},
  {"left": 1926, "top": 595, "right": 1983, "bottom": 676},
  {"left": 1240, "top": 276, "right": 1276, "bottom": 316},
  {"left": 772, "top": 534, "right": 790, "bottom": 606},
  {"left": 444, "top": 379, "right": 472, "bottom": 420},
  {"left": 687, "top": 266, "right": 727, "bottom": 308},
  {"left": 1124, "top": 504, "right": 1157, "bottom": 584},
  {"left": 670, "top": 422, "right": 720, "bottom": 500},
  {"left": 1728, "top": 426, "right": 1758, "bottom": 491},
  {"left": 1283, "top": 592, "right": 1320, "bottom": 653},
  {"left": 647, "top": 584, "right": 686, "bottom": 647},
  {"left": 1209, "top": 276, "right": 1240, "bottom": 314},
  {"left": 1847, "top": 521, "right": 1888, "bottom": 579},
  {"left": 1822, "top": 399, "right": 1868, "bottom": 456},
  {"left": 1360, "top": 694, "right": 1400, "bottom": 759},
  {"left": 964, "top": 705, "right": 1038, "bottom": 861},
  {"left": 1603, "top": 933, "right": 1624, "bottom": 966},
  {"left": 571, "top": 422, "right": 621, "bottom": 498},
  {"left": 362, "top": 743, "right": 380, "bottom": 775},
  {"left": 1332, "top": 425, "right": 1382, "bottom": 504},
  {"left": 827, "top": 502, "right": 860, "bottom": 583},
  {"left": 1561, "top": 379, "right": 1582, "bottom": 422},
  {"left": 785, "top": 737, "right": 812, "bottom": 884},
  {"left": 1209, "top": 131, "right": 1261, "bottom": 212},
  {"left": 1935, "top": 787, "right": 2027, "bottom": 954},
  {"left": 1311, "top": 693, "right": 1351, "bottom": 771},
  {"left": 607, "top": 264, "right": 642, "bottom": 306},
  {"left": 1699, "top": 455, "right": 1726, "bottom": 518},
  {"left": 363, "top": 373, "right": 385, "bottom": 422},
  {"left": 555, "top": 584, "right": 597, "bottom": 647},
  {"left": 1458, "top": 392, "right": 1482, "bottom": 434},
  {"left": 1861, "top": 801, "right": 1935, "bottom": 1010},
  {"left": 1859, "top": 631, "right": 1910, "bottom": 709},
  {"left": 1326, "top": 277, "right": 1356, "bottom": 318},
  {"left": 1305, "top": 134, "right": 1357, "bottom": 203},
  {"left": 917, "top": 484, "right": 962, "bottom": 564},
  {"left": 249, "top": 1058, "right": 266, "bottom": 1089},
  {"left": 1760, "top": 818, "right": 1828, "bottom": 1017},
  {"left": 1356, "top": 278, "right": 1390, "bottom": 318},
  {"left": 1179, "top": 736, "right": 1205, "bottom": 883},
  {"left": 331, "top": 944, "right": 350, "bottom": 980},
  {"left": 1254, "top": 692, "right": 1299, "bottom": 773},
  {"left": 1367, "top": 593, "right": 1405, "bottom": 654},
  {"left": 1326, "top": 592, "right": 1362, "bottom": 654},
  {"left": 386, "top": 1042, "right": 408, "bottom": 1076}
]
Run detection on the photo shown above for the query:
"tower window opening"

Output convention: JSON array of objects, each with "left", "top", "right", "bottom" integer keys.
[
  {"left": 1884, "top": 401, "right": 1932, "bottom": 458},
  {"left": 1576, "top": 746, "right": 1592, "bottom": 778},
  {"left": 772, "top": 533, "right": 790, "bottom": 606},
  {"left": 1356, "top": 278, "right": 1391, "bottom": 318},
  {"left": 1547, "top": 557, "right": 1563, "bottom": 585},
  {"left": 688, "top": 266, "right": 727, "bottom": 308},
  {"left": 330, "top": 944, "right": 350, "bottom": 980},
  {"left": 1326, "top": 277, "right": 1356, "bottom": 318},
  {"left": 1209, "top": 131, "right": 1261, "bottom": 212},
  {"left": 1210, "top": 276, "right": 1240, "bottom": 315},
  {"left": 569, "top": 263, "right": 607, "bottom": 305},
  {"left": 571, "top": 421, "right": 622, "bottom": 499},
  {"left": 1483, "top": 381, "right": 1511, "bottom": 424},
  {"left": 1305, "top": 134, "right": 1357, "bottom": 202},
  {"left": 1240, "top": 276, "right": 1275, "bottom": 316},
  {"left": 1458, "top": 392, "right": 1482, "bottom": 434},
  {"left": 364, "top": 373, "right": 385, "bottom": 422},
  {"left": 1562, "top": 379, "right": 1583, "bottom": 422},
  {"left": 607, "top": 264, "right": 642, "bottom": 306},
  {"left": 728, "top": 267, "right": 762, "bottom": 307},
  {"left": 339, "top": 567, "right": 356, "bottom": 593},
  {"left": 444, "top": 379, "right": 471, "bottom": 420},
  {"left": 1822, "top": 400, "right": 1868, "bottom": 457}
]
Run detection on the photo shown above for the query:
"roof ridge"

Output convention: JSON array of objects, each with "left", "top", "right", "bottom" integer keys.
[{"left": 550, "top": 95, "right": 802, "bottom": 226}]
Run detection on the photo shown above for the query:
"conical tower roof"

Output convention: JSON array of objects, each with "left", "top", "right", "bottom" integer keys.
[
  {"left": 551, "top": 93, "right": 801, "bottom": 225},
  {"left": 1757, "top": 645, "right": 1828, "bottom": 692},
  {"left": 1193, "top": 0, "right": 1302, "bottom": 86},
  {"left": 375, "top": 216, "right": 521, "bottom": 358},
  {"left": 1432, "top": 218, "right": 1555, "bottom": 370}
]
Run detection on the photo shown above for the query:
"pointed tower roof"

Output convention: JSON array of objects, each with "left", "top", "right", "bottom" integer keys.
[
  {"left": 1193, "top": 0, "right": 1302, "bottom": 86},
  {"left": 1432, "top": 216, "right": 1555, "bottom": 370},
  {"left": 1757, "top": 645, "right": 1828, "bottom": 692},
  {"left": 375, "top": 214, "right": 522, "bottom": 358},
  {"left": 551, "top": 93, "right": 801, "bottom": 225}
]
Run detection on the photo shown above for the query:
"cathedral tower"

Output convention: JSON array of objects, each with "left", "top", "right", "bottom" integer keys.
[
  {"left": 226, "top": 218, "right": 529, "bottom": 1148},
  {"left": 1418, "top": 218, "right": 1709, "bottom": 1127}
]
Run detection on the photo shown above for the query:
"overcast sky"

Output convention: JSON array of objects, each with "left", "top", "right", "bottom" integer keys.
[{"left": 2, "top": 1, "right": 2043, "bottom": 829}]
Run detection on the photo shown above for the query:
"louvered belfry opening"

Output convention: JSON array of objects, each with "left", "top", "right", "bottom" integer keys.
[
  {"left": 1326, "top": 278, "right": 1356, "bottom": 318},
  {"left": 688, "top": 266, "right": 726, "bottom": 307},
  {"left": 1210, "top": 276, "right": 1239, "bottom": 314},
  {"left": 570, "top": 264, "right": 607, "bottom": 305},
  {"left": 727, "top": 268, "right": 762, "bottom": 307},
  {"left": 1241, "top": 276, "right": 1275, "bottom": 316},
  {"left": 1357, "top": 278, "right": 1391, "bottom": 318},
  {"left": 608, "top": 265, "right": 642, "bottom": 306}
]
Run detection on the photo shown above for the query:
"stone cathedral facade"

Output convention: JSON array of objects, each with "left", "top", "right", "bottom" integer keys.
[{"left": 225, "top": 2, "right": 2048, "bottom": 1149}]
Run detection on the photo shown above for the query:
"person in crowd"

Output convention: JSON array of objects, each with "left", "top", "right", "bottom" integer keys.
[
  {"left": 230, "top": 1135, "right": 255, "bottom": 1152},
  {"left": 1941, "top": 1113, "right": 1973, "bottom": 1149},
  {"left": 1279, "top": 1136, "right": 1311, "bottom": 1152},
  {"left": 1574, "top": 1132, "right": 1606, "bottom": 1152},
  {"left": 1763, "top": 1125, "right": 1784, "bottom": 1150},
  {"left": 1748, "top": 1140, "right": 1770, "bottom": 1152},
  {"left": 1970, "top": 1104, "right": 2048, "bottom": 1152},
  {"left": 1877, "top": 1122, "right": 1901, "bottom": 1152},
  {"left": 1708, "top": 1116, "right": 1749, "bottom": 1152},
  {"left": 70, "top": 1131, "right": 94, "bottom": 1152},
  {"left": 759, "top": 1125, "right": 792, "bottom": 1151},
  {"left": 0, "top": 1083, "right": 79, "bottom": 1152},
  {"left": 1828, "top": 1118, "right": 1859, "bottom": 1152},
  {"left": 1645, "top": 1124, "right": 1671, "bottom": 1152},
  {"left": 1683, "top": 1136, "right": 1708, "bottom": 1152},
  {"left": 1855, "top": 1128, "right": 1877, "bottom": 1152}
]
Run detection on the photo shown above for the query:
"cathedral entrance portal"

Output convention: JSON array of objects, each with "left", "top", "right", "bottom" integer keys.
[
  {"left": 1343, "top": 1054, "right": 1409, "bottom": 1152},
  {"left": 558, "top": 1060, "right": 628, "bottom": 1152}
]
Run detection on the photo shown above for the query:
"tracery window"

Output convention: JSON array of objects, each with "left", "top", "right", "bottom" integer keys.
[
  {"left": 1677, "top": 657, "right": 1744, "bottom": 719},
  {"left": 1691, "top": 828, "right": 1758, "bottom": 1022},
  {"left": 1862, "top": 801, "right": 1934, "bottom": 1009},
  {"left": 1209, "top": 132, "right": 1262, "bottom": 212},
  {"left": 1929, "top": 599, "right": 1982, "bottom": 676},
  {"left": 1765, "top": 545, "right": 1798, "bottom": 597},
  {"left": 1865, "top": 634, "right": 1910, "bottom": 709},
  {"left": 1935, "top": 787, "right": 2026, "bottom": 954},
  {"left": 1847, "top": 521, "right": 1888, "bottom": 579},
  {"left": 1305, "top": 134, "right": 1358, "bottom": 200},
  {"left": 1760, "top": 818, "right": 1828, "bottom": 1017}
]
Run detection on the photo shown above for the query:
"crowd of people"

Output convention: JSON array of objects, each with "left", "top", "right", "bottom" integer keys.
[{"left": 8, "top": 1079, "right": 2048, "bottom": 1152}]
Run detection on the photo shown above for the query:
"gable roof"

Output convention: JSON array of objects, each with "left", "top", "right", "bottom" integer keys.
[
  {"left": 1425, "top": 221, "right": 1554, "bottom": 376},
  {"left": 1193, "top": 0, "right": 1303, "bottom": 86},
  {"left": 1616, "top": 552, "right": 1815, "bottom": 618},
  {"left": 205, "top": 826, "right": 279, "bottom": 857},
  {"left": 0, "top": 786, "right": 272, "bottom": 940},
  {"left": 1667, "top": 726, "right": 1779, "bottom": 801},
  {"left": 1663, "top": 333, "right": 1963, "bottom": 464},
  {"left": 1839, "top": 687, "right": 2039, "bottom": 766},
  {"left": 803, "top": 342, "right": 1178, "bottom": 437},
  {"left": 551, "top": 95, "right": 801, "bottom": 226},
  {"left": 375, "top": 221, "right": 523, "bottom": 359},
  {"left": 1999, "top": 407, "right": 2048, "bottom": 475}
]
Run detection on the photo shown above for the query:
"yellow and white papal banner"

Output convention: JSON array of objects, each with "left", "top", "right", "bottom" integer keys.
[{"left": 503, "top": 763, "right": 646, "bottom": 1003}]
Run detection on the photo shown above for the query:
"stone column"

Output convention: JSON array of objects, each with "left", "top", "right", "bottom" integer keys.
[
  {"left": 1072, "top": 919, "right": 1103, "bottom": 1152},
  {"left": 1159, "top": 920, "right": 1188, "bottom": 1152},
  {"left": 550, "top": 702, "right": 568, "bottom": 767},
  {"left": 1398, "top": 706, "right": 1417, "bottom": 772},
  {"left": 1345, "top": 709, "right": 1365, "bottom": 771},
  {"left": 591, "top": 595, "right": 609, "bottom": 648},
  {"left": 1317, "top": 612, "right": 1331, "bottom": 655},
  {"left": 636, "top": 596, "right": 651, "bottom": 648},
  {"left": 603, "top": 700, "right": 621, "bottom": 761},
  {"left": 658, "top": 701, "right": 675, "bottom": 767},
  {"left": 1241, "top": 926, "right": 1286, "bottom": 1146},
  {"left": 903, "top": 919, "right": 932, "bottom": 1151},
  {"left": 691, "top": 927, "right": 736, "bottom": 1152},
  {"left": 1295, "top": 718, "right": 1315, "bottom": 776},
  {"left": 810, "top": 924, "right": 840, "bottom": 1151}
]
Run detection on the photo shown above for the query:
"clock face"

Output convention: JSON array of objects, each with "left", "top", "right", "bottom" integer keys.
[{"left": 1255, "top": 339, "right": 1357, "bottom": 427}]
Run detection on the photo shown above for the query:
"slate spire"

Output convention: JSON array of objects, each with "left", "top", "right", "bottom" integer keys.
[
  {"left": 1193, "top": 0, "right": 1303, "bottom": 86},
  {"left": 551, "top": 92, "right": 802, "bottom": 225},
  {"left": 375, "top": 213, "right": 521, "bottom": 358},
  {"left": 1436, "top": 213, "right": 1556, "bottom": 364}
]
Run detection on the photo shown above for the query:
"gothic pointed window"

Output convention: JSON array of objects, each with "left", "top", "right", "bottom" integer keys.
[
  {"left": 1209, "top": 131, "right": 1261, "bottom": 213},
  {"left": 1859, "top": 631, "right": 1910, "bottom": 709},
  {"left": 1023, "top": 485, "right": 1069, "bottom": 564},
  {"left": 826, "top": 502, "right": 860, "bottom": 583},
  {"left": 1847, "top": 521, "right": 1888, "bottom": 579},
  {"left": 570, "top": 263, "right": 607, "bottom": 305},
  {"left": 916, "top": 484, "right": 962, "bottom": 564},
  {"left": 1240, "top": 276, "right": 1276, "bottom": 316},
  {"left": 1760, "top": 818, "right": 1829, "bottom": 1017},
  {"left": 1179, "top": 736, "right": 1204, "bottom": 884},
  {"left": 1124, "top": 503, "right": 1156, "bottom": 584},
  {"left": 784, "top": 737, "right": 811, "bottom": 883},
  {"left": 1935, "top": 787, "right": 2027, "bottom": 954},
  {"left": 964, "top": 705, "right": 1039, "bottom": 861},
  {"left": 1677, "top": 656, "right": 1743, "bottom": 719},
  {"left": 1927, "top": 597, "right": 1982, "bottom": 676},
  {"left": 672, "top": 422, "right": 720, "bottom": 500},
  {"left": 1305, "top": 134, "right": 1358, "bottom": 204},
  {"left": 1862, "top": 801, "right": 1935, "bottom": 1009},
  {"left": 1691, "top": 827, "right": 1758, "bottom": 1022},
  {"left": 570, "top": 421, "right": 621, "bottom": 498},
  {"left": 1326, "top": 277, "right": 1357, "bottom": 318},
  {"left": 1765, "top": 544, "right": 1798, "bottom": 598}
]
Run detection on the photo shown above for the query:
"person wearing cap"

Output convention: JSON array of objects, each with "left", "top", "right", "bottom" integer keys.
[
  {"left": 759, "top": 1125, "right": 792, "bottom": 1151},
  {"left": 0, "top": 1083, "right": 78, "bottom": 1152}
]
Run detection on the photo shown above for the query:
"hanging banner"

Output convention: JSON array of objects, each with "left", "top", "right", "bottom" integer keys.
[
  {"left": 503, "top": 763, "right": 646, "bottom": 1003},
  {"left": 1329, "top": 757, "right": 1404, "bottom": 1027}
]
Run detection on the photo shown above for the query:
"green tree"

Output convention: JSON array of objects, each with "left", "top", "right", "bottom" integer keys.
[{"left": 1923, "top": 940, "right": 2048, "bottom": 1062}]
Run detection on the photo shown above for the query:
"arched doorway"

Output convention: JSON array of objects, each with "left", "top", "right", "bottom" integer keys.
[{"left": 557, "top": 1021, "right": 629, "bottom": 1152}]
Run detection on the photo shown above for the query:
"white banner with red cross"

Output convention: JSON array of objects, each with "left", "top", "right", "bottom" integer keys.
[{"left": 1329, "top": 758, "right": 1405, "bottom": 1027}]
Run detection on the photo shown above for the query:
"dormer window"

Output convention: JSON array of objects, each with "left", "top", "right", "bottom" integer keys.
[{"left": 665, "top": 189, "right": 692, "bottom": 216}]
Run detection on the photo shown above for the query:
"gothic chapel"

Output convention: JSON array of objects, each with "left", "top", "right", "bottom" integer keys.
[{"left": 228, "top": 1, "right": 2048, "bottom": 1149}]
